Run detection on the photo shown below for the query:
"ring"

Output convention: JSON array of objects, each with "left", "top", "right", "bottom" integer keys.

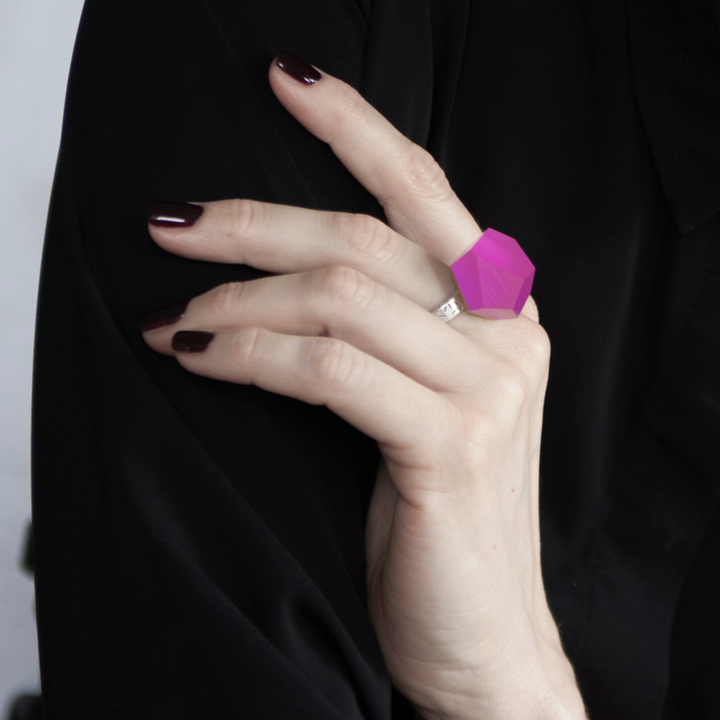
[
  {"left": 431, "top": 294, "right": 466, "bottom": 322},
  {"left": 450, "top": 228, "right": 535, "bottom": 320}
]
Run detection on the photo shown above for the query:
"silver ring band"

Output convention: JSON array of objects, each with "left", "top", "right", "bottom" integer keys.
[{"left": 431, "top": 294, "right": 466, "bottom": 322}]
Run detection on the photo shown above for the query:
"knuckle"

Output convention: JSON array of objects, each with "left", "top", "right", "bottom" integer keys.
[
  {"left": 433, "top": 409, "right": 495, "bottom": 474},
  {"left": 504, "top": 322, "right": 552, "bottom": 386},
  {"left": 207, "top": 281, "right": 246, "bottom": 318},
  {"left": 320, "top": 84, "right": 368, "bottom": 145},
  {"left": 461, "top": 416, "right": 495, "bottom": 461},
  {"left": 227, "top": 198, "right": 262, "bottom": 239},
  {"left": 402, "top": 144, "right": 453, "bottom": 202},
  {"left": 307, "top": 338, "right": 367, "bottom": 390},
  {"left": 339, "top": 213, "right": 398, "bottom": 267},
  {"left": 330, "top": 86, "right": 371, "bottom": 140},
  {"left": 522, "top": 323, "right": 551, "bottom": 371},
  {"left": 497, "top": 368, "right": 527, "bottom": 408},
  {"left": 482, "top": 363, "right": 528, "bottom": 415},
  {"left": 316, "top": 265, "right": 379, "bottom": 313},
  {"left": 230, "top": 326, "right": 265, "bottom": 370}
]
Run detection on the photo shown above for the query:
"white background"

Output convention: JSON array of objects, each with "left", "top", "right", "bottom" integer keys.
[{"left": 0, "top": 0, "right": 85, "bottom": 715}]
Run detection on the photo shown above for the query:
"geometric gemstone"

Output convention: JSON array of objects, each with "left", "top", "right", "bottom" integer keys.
[{"left": 450, "top": 228, "right": 536, "bottom": 319}]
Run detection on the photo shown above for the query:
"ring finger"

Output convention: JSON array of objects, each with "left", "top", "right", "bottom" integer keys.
[{"left": 142, "top": 267, "right": 477, "bottom": 393}]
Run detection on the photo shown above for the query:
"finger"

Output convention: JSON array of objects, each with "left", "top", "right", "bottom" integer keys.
[
  {"left": 521, "top": 295, "right": 540, "bottom": 323},
  {"left": 142, "top": 267, "right": 479, "bottom": 393},
  {"left": 148, "top": 199, "right": 457, "bottom": 310},
  {"left": 269, "top": 55, "right": 481, "bottom": 264},
  {"left": 170, "top": 326, "right": 450, "bottom": 461}
]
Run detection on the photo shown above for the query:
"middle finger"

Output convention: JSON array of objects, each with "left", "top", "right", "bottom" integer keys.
[{"left": 148, "top": 199, "right": 458, "bottom": 312}]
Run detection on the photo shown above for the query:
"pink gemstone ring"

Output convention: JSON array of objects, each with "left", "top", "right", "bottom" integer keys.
[{"left": 450, "top": 228, "right": 535, "bottom": 320}]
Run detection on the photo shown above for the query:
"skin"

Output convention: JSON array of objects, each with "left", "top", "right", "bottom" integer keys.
[{"left": 142, "top": 59, "right": 587, "bottom": 720}]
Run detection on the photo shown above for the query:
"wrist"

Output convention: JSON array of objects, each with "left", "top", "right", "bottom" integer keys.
[
  {"left": 412, "top": 680, "right": 586, "bottom": 720},
  {"left": 408, "top": 634, "right": 586, "bottom": 720}
]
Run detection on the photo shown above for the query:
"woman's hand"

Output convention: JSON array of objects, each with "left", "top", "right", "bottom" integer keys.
[{"left": 141, "top": 55, "right": 586, "bottom": 720}]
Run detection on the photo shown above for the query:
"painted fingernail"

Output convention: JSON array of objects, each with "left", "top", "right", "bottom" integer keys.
[
  {"left": 172, "top": 330, "right": 214, "bottom": 353},
  {"left": 148, "top": 202, "right": 204, "bottom": 228},
  {"left": 276, "top": 52, "right": 321, "bottom": 85},
  {"left": 138, "top": 303, "right": 188, "bottom": 332}
]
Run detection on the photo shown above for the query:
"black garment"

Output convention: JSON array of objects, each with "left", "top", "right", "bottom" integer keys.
[{"left": 32, "top": 0, "right": 720, "bottom": 718}]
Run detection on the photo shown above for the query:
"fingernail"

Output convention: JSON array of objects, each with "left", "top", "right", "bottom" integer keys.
[
  {"left": 148, "top": 202, "right": 204, "bottom": 228},
  {"left": 276, "top": 52, "right": 321, "bottom": 85},
  {"left": 172, "top": 330, "right": 214, "bottom": 353},
  {"left": 138, "top": 303, "right": 188, "bottom": 332}
]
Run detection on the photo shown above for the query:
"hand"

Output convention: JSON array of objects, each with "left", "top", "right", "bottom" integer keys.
[{"left": 141, "top": 54, "right": 586, "bottom": 720}]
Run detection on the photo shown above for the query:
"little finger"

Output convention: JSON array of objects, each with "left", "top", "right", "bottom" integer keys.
[{"left": 170, "top": 326, "right": 450, "bottom": 466}]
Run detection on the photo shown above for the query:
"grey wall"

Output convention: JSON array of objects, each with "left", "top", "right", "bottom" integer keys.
[{"left": 0, "top": 0, "right": 85, "bottom": 714}]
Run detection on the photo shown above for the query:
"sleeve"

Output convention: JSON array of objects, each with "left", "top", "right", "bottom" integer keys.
[{"left": 31, "top": 0, "right": 435, "bottom": 717}]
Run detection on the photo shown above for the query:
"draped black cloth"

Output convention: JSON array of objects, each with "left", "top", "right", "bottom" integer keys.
[{"left": 32, "top": 0, "right": 720, "bottom": 718}]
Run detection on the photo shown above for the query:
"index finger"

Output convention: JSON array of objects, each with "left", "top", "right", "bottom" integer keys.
[{"left": 269, "top": 54, "right": 481, "bottom": 266}]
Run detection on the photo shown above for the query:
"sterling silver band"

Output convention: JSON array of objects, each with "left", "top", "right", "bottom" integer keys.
[{"left": 431, "top": 294, "right": 466, "bottom": 322}]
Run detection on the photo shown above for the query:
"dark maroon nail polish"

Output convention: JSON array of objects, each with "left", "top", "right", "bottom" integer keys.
[
  {"left": 138, "top": 303, "right": 188, "bottom": 332},
  {"left": 172, "top": 330, "right": 214, "bottom": 353},
  {"left": 276, "top": 52, "right": 321, "bottom": 85},
  {"left": 148, "top": 202, "right": 204, "bottom": 228}
]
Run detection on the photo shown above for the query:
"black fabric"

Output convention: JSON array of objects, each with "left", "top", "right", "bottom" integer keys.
[{"left": 32, "top": 0, "right": 720, "bottom": 718}]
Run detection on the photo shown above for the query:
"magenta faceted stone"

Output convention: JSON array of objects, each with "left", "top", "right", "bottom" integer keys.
[{"left": 451, "top": 229, "right": 535, "bottom": 320}]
